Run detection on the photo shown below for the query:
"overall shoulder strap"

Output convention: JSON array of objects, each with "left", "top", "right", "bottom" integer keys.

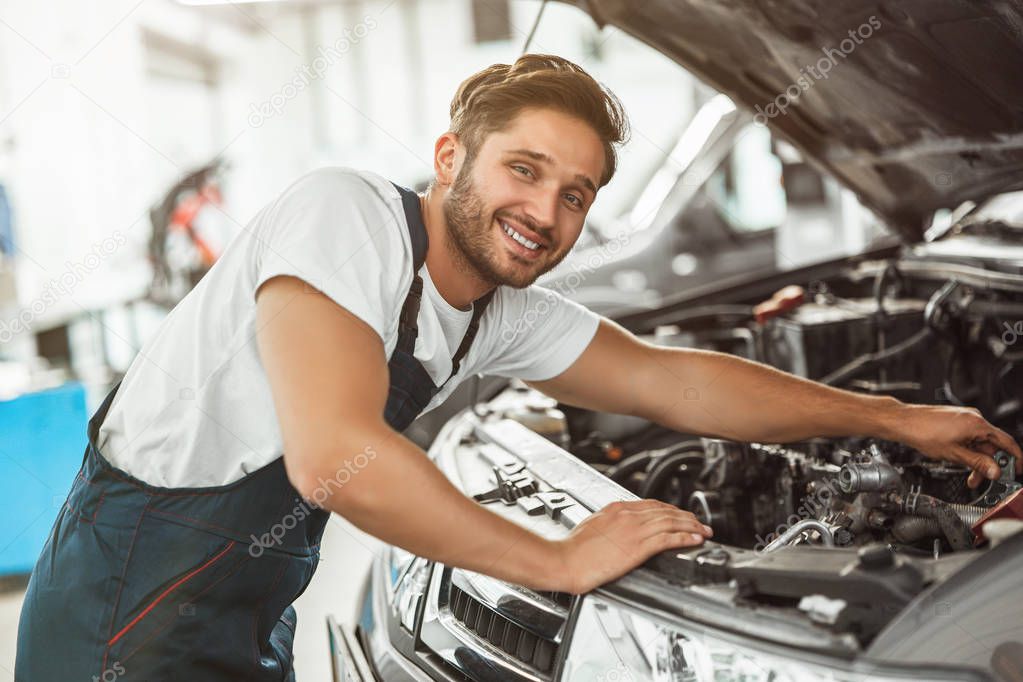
[
  {"left": 390, "top": 182, "right": 428, "bottom": 353},
  {"left": 390, "top": 182, "right": 428, "bottom": 272},
  {"left": 443, "top": 288, "right": 497, "bottom": 388}
]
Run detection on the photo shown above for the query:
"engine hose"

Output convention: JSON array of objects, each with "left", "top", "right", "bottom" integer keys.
[
  {"left": 606, "top": 452, "right": 654, "bottom": 485},
  {"left": 891, "top": 501, "right": 987, "bottom": 544},
  {"left": 891, "top": 516, "right": 941, "bottom": 544},
  {"left": 821, "top": 327, "right": 933, "bottom": 386},
  {"left": 822, "top": 281, "right": 966, "bottom": 387},
  {"left": 607, "top": 442, "right": 703, "bottom": 486},
  {"left": 762, "top": 519, "right": 837, "bottom": 552},
  {"left": 901, "top": 493, "right": 974, "bottom": 551},
  {"left": 873, "top": 262, "right": 904, "bottom": 325},
  {"left": 948, "top": 503, "right": 987, "bottom": 527},
  {"left": 639, "top": 451, "right": 705, "bottom": 499}
]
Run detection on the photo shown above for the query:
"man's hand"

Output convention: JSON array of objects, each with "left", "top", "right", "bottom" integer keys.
[
  {"left": 554, "top": 499, "right": 713, "bottom": 595},
  {"left": 885, "top": 404, "right": 1023, "bottom": 488}
]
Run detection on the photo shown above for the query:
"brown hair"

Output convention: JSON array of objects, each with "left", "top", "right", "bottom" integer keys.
[{"left": 448, "top": 54, "right": 630, "bottom": 188}]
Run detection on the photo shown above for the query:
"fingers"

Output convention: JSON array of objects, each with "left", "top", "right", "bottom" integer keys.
[
  {"left": 628, "top": 499, "right": 682, "bottom": 512},
  {"left": 640, "top": 513, "right": 713, "bottom": 538},
  {"left": 634, "top": 506, "right": 700, "bottom": 523},
  {"left": 566, "top": 500, "right": 714, "bottom": 591},
  {"left": 595, "top": 500, "right": 713, "bottom": 551},
  {"left": 988, "top": 426, "right": 1023, "bottom": 474},
  {"left": 962, "top": 411, "right": 1022, "bottom": 474},
  {"left": 606, "top": 499, "right": 664, "bottom": 513},
  {"left": 642, "top": 530, "right": 706, "bottom": 553},
  {"left": 954, "top": 446, "right": 998, "bottom": 488},
  {"left": 963, "top": 439, "right": 1000, "bottom": 488},
  {"left": 599, "top": 502, "right": 712, "bottom": 535},
  {"left": 970, "top": 439, "right": 1000, "bottom": 457}
]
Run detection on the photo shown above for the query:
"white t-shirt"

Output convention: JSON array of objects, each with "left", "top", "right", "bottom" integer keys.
[{"left": 97, "top": 167, "right": 600, "bottom": 487}]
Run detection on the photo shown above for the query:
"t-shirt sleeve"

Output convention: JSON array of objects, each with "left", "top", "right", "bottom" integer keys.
[
  {"left": 253, "top": 169, "right": 406, "bottom": 343},
  {"left": 479, "top": 285, "right": 602, "bottom": 381}
]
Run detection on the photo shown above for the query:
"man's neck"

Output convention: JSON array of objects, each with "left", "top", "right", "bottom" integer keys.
[{"left": 419, "top": 190, "right": 495, "bottom": 311}]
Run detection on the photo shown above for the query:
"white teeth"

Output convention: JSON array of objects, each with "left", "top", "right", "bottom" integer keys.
[{"left": 500, "top": 221, "right": 540, "bottom": 250}]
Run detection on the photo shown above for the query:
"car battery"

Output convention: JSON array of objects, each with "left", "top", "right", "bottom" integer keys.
[{"left": 762, "top": 298, "right": 936, "bottom": 393}]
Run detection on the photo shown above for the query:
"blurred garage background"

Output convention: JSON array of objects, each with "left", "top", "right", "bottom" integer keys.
[{"left": 0, "top": 0, "right": 883, "bottom": 677}]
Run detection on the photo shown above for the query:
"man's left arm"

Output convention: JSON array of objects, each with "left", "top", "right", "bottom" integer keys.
[{"left": 528, "top": 318, "right": 1022, "bottom": 488}]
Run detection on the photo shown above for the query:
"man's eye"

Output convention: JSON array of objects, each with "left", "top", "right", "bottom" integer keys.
[
  {"left": 564, "top": 194, "right": 582, "bottom": 207},
  {"left": 512, "top": 165, "right": 533, "bottom": 177}
]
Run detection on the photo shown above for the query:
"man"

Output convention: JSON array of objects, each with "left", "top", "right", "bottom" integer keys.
[{"left": 17, "top": 54, "right": 1021, "bottom": 680}]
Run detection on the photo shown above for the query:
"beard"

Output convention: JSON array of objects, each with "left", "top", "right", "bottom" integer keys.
[{"left": 442, "top": 159, "right": 568, "bottom": 290}]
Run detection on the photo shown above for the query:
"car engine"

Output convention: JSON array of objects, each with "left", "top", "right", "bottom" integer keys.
[{"left": 553, "top": 258, "right": 1023, "bottom": 558}]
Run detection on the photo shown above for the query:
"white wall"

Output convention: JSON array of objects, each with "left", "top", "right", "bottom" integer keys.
[
  {"left": 0, "top": 1, "right": 249, "bottom": 319},
  {"left": 0, "top": 0, "right": 696, "bottom": 368}
]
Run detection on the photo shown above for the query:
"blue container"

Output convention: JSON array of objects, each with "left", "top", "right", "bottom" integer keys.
[{"left": 0, "top": 382, "right": 88, "bottom": 576}]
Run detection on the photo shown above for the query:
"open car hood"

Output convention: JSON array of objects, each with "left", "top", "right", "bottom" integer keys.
[{"left": 556, "top": 0, "right": 1023, "bottom": 242}]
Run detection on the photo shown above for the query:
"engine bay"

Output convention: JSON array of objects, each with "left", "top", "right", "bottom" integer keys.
[
  {"left": 556, "top": 255, "right": 1023, "bottom": 559},
  {"left": 454, "top": 252, "right": 1023, "bottom": 650}
]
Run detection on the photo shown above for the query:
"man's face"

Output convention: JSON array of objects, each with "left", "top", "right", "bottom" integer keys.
[{"left": 442, "top": 107, "right": 605, "bottom": 289}]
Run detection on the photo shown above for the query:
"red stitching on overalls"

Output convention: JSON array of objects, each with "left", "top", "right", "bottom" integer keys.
[
  {"left": 64, "top": 491, "right": 105, "bottom": 523},
  {"left": 106, "top": 540, "right": 236, "bottom": 647},
  {"left": 118, "top": 554, "right": 254, "bottom": 665},
  {"left": 66, "top": 469, "right": 106, "bottom": 522}
]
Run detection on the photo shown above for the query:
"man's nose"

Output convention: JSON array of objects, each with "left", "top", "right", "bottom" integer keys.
[{"left": 525, "top": 186, "right": 560, "bottom": 233}]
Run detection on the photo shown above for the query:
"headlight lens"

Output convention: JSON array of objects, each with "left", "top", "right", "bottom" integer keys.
[
  {"left": 562, "top": 595, "right": 975, "bottom": 681},
  {"left": 386, "top": 546, "right": 431, "bottom": 632}
]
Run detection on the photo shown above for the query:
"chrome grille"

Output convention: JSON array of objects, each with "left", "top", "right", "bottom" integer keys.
[
  {"left": 449, "top": 584, "right": 560, "bottom": 674},
  {"left": 533, "top": 590, "right": 573, "bottom": 610},
  {"left": 419, "top": 566, "right": 575, "bottom": 681}
]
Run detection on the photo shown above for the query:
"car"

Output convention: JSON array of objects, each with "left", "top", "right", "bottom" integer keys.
[{"left": 332, "top": 1, "right": 1023, "bottom": 679}]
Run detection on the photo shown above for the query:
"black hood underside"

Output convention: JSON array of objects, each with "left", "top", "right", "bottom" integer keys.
[{"left": 558, "top": 0, "right": 1023, "bottom": 241}]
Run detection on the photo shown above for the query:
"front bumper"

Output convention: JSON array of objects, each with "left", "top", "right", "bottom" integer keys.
[
  {"left": 345, "top": 553, "right": 452, "bottom": 682},
  {"left": 327, "top": 616, "right": 377, "bottom": 682}
]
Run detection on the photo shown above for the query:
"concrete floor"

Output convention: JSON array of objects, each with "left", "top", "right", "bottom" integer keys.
[{"left": 0, "top": 516, "right": 382, "bottom": 681}]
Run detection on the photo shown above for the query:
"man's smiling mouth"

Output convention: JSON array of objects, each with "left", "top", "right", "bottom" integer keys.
[
  {"left": 501, "top": 220, "right": 541, "bottom": 250},
  {"left": 496, "top": 218, "right": 550, "bottom": 263}
]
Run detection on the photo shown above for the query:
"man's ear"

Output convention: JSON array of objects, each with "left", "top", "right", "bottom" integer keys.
[{"left": 433, "top": 132, "right": 462, "bottom": 187}]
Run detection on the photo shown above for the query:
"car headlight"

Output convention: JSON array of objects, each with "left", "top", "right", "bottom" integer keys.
[
  {"left": 561, "top": 594, "right": 979, "bottom": 681},
  {"left": 386, "top": 546, "right": 432, "bottom": 632}
]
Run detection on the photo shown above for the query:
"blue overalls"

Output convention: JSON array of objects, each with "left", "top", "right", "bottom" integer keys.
[{"left": 16, "top": 183, "right": 495, "bottom": 681}]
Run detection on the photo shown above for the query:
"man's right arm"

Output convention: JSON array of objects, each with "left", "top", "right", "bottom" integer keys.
[{"left": 255, "top": 275, "right": 712, "bottom": 594}]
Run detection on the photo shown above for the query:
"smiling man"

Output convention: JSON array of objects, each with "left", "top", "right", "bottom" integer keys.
[{"left": 17, "top": 54, "right": 1021, "bottom": 681}]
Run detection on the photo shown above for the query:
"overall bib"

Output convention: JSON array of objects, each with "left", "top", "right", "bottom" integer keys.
[{"left": 16, "top": 183, "right": 494, "bottom": 681}]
